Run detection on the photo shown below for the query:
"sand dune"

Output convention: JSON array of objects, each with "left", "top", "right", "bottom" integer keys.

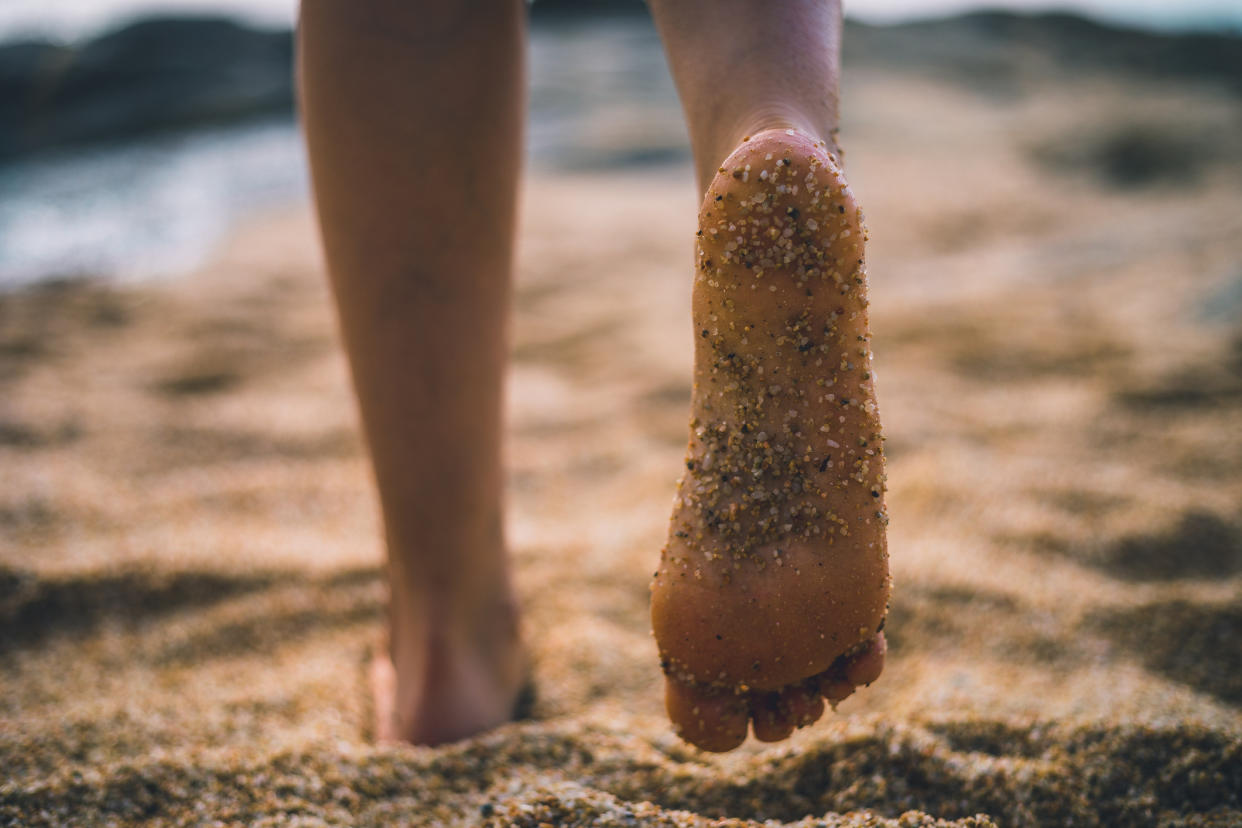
[{"left": 3, "top": 39, "right": 1242, "bottom": 827}]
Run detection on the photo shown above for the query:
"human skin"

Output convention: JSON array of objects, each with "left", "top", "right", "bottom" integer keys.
[
  {"left": 647, "top": 0, "right": 889, "bottom": 751},
  {"left": 299, "top": 0, "right": 886, "bottom": 749},
  {"left": 649, "top": 128, "right": 889, "bottom": 751},
  {"left": 299, "top": 0, "right": 528, "bottom": 745}
]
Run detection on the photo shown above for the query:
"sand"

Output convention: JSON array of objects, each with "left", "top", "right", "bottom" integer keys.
[{"left": 3, "top": 54, "right": 1242, "bottom": 826}]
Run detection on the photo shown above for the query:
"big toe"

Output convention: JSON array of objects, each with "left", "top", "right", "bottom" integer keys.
[{"left": 664, "top": 676, "right": 749, "bottom": 753}]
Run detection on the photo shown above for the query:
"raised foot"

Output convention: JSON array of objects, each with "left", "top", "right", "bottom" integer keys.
[{"left": 651, "top": 129, "right": 891, "bottom": 752}]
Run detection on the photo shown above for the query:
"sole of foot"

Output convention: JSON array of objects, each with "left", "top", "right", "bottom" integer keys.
[{"left": 651, "top": 128, "right": 891, "bottom": 752}]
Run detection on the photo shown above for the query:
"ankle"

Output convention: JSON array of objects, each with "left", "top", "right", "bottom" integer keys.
[
  {"left": 378, "top": 607, "right": 526, "bottom": 745},
  {"left": 388, "top": 577, "right": 521, "bottom": 658},
  {"left": 384, "top": 521, "right": 514, "bottom": 628}
]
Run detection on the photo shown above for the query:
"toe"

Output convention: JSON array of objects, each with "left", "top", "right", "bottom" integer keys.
[
  {"left": 782, "top": 681, "right": 826, "bottom": 729},
  {"left": 844, "top": 632, "right": 886, "bottom": 687},
  {"left": 750, "top": 692, "right": 796, "bottom": 742},
  {"left": 821, "top": 677, "right": 855, "bottom": 705},
  {"left": 664, "top": 677, "right": 749, "bottom": 753},
  {"left": 817, "top": 632, "right": 884, "bottom": 708}
]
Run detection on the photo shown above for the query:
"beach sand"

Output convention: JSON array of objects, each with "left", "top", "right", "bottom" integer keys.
[{"left": 3, "top": 56, "right": 1242, "bottom": 826}]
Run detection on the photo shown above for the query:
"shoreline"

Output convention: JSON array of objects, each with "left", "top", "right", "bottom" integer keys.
[{"left": 4, "top": 9, "right": 1242, "bottom": 291}]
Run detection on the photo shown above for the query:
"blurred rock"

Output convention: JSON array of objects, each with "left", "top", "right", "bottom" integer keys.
[
  {"left": 1030, "top": 120, "right": 1242, "bottom": 189},
  {"left": 844, "top": 11, "right": 1242, "bottom": 97},
  {"left": 0, "top": 17, "right": 293, "bottom": 163},
  {"left": 2, "top": 9, "right": 1240, "bottom": 166}
]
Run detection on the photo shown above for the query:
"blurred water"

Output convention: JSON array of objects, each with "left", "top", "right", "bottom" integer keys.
[
  {"left": 0, "top": 17, "right": 688, "bottom": 289},
  {"left": 1, "top": 3, "right": 1238, "bottom": 289},
  {"left": 0, "top": 118, "right": 307, "bottom": 288},
  {"left": 1, "top": 0, "right": 1238, "bottom": 41},
  {"left": 859, "top": 0, "right": 1242, "bottom": 30}
]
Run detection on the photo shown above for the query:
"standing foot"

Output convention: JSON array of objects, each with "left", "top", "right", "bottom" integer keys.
[{"left": 372, "top": 582, "right": 527, "bottom": 746}]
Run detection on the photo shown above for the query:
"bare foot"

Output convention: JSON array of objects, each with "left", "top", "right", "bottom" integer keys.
[
  {"left": 651, "top": 129, "right": 891, "bottom": 752},
  {"left": 372, "top": 584, "right": 528, "bottom": 746}
]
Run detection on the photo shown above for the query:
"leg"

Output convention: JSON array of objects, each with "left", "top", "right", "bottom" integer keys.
[
  {"left": 650, "top": 0, "right": 845, "bottom": 192},
  {"left": 298, "top": 0, "right": 527, "bottom": 745},
  {"left": 649, "top": 0, "right": 890, "bottom": 751}
]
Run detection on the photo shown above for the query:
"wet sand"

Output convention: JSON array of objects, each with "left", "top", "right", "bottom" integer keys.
[{"left": 3, "top": 53, "right": 1242, "bottom": 826}]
